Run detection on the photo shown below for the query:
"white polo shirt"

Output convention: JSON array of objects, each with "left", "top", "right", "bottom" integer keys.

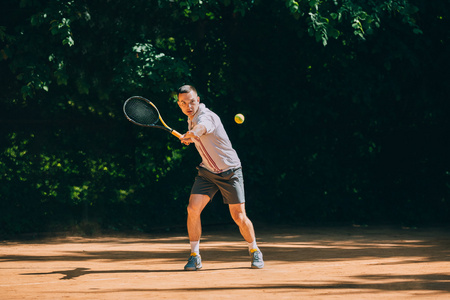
[{"left": 187, "top": 103, "right": 241, "bottom": 174}]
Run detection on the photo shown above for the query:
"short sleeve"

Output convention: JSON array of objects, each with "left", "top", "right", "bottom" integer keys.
[{"left": 197, "top": 114, "right": 216, "bottom": 134}]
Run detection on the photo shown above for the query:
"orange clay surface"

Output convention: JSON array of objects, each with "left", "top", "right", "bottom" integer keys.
[{"left": 1, "top": 225, "right": 449, "bottom": 299}]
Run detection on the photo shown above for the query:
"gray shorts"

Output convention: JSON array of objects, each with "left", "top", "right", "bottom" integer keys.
[{"left": 191, "top": 166, "right": 245, "bottom": 204}]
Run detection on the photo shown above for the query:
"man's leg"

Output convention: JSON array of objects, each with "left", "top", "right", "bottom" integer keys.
[
  {"left": 184, "top": 194, "right": 210, "bottom": 271},
  {"left": 187, "top": 194, "right": 210, "bottom": 243},
  {"left": 228, "top": 203, "right": 256, "bottom": 243},
  {"left": 229, "top": 203, "right": 264, "bottom": 269}
]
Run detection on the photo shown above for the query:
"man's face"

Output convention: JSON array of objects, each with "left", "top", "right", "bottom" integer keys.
[{"left": 178, "top": 90, "right": 200, "bottom": 119}]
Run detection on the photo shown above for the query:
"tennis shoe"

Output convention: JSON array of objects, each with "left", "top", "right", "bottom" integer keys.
[
  {"left": 184, "top": 253, "right": 202, "bottom": 271},
  {"left": 250, "top": 249, "right": 264, "bottom": 269}
]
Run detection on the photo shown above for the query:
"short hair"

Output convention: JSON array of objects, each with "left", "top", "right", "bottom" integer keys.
[{"left": 177, "top": 85, "right": 197, "bottom": 95}]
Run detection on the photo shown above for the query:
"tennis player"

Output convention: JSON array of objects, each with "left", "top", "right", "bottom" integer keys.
[{"left": 177, "top": 85, "right": 264, "bottom": 271}]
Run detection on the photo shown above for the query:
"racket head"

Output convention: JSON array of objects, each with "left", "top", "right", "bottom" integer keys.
[{"left": 123, "top": 96, "right": 160, "bottom": 127}]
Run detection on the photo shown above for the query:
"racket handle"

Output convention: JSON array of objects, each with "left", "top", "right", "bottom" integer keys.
[{"left": 171, "top": 130, "right": 182, "bottom": 139}]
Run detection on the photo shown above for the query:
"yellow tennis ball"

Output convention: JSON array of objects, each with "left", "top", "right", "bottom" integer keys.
[{"left": 234, "top": 113, "right": 245, "bottom": 124}]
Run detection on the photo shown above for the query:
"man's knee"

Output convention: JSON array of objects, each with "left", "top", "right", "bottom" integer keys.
[
  {"left": 187, "top": 194, "right": 209, "bottom": 216},
  {"left": 187, "top": 203, "right": 201, "bottom": 216},
  {"left": 233, "top": 214, "right": 248, "bottom": 226},
  {"left": 229, "top": 208, "right": 248, "bottom": 225}
]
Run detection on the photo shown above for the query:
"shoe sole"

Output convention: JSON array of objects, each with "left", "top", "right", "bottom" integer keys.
[
  {"left": 184, "top": 264, "right": 202, "bottom": 271},
  {"left": 251, "top": 264, "right": 264, "bottom": 269},
  {"left": 184, "top": 266, "right": 202, "bottom": 271}
]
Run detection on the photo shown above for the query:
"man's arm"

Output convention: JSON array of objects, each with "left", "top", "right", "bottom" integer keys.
[{"left": 180, "top": 124, "right": 207, "bottom": 145}]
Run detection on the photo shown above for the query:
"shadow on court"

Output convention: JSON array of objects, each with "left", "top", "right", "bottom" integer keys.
[
  {"left": 18, "top": 268, "right": 450, "bottom": 294},
  {"left": 1, "top": 225, "right": 450, "bottom": 299}
]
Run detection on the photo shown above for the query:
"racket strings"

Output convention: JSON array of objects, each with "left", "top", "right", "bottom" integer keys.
[{"left": 124, "top": 98, "right": 159, "bottom": 125}]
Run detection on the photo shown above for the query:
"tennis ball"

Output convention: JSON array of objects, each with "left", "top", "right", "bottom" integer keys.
[{"left": 234, "top": 113, "right": 245, "bottom": 124}]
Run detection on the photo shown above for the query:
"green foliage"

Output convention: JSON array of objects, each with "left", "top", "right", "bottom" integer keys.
[
  {"left": 114, "top": 42, "right": 191, "bottom": 93},
  {"left": 1, "top": 0, "right": 449, "bottom": 236},
  {"left": 285, "top": 0, "right": 422, "bottom": 46}
]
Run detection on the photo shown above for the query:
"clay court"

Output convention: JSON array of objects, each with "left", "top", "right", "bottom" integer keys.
[{"left": 1, "top": 225, "right": 449, "bottom": 299}]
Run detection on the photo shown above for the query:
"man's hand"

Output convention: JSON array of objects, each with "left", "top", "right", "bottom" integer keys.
[
  {"left": 179, "top": 125, "right": 206, "bottom": 145},
  {"left": 180, "top": 132, "right": 195, "bottom": 145}
]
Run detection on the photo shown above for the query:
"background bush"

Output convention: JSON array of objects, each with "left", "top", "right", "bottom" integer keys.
[{"left": 1, "top": 0, "right": 449, "bottom": 236}]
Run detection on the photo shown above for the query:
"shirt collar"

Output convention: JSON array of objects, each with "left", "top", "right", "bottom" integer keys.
[{"left": 188, "top": 103, "right": 205, "bottom": 123}]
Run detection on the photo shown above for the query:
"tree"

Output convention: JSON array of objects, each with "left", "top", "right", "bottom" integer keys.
[{"left": 1, "top": 0, "right": 448, "bottom": 236}]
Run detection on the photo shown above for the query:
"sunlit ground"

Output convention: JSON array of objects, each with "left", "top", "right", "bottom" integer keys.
[{"left": 1, "top": 225, "right": 449, "bottom": 299}]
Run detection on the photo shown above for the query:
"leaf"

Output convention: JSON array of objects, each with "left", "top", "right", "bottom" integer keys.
[
  {"left": 328, "top": 27, "right": 340, "bottom": 39},
  {"left": 62, "top": 36, "right": 74, "bottom": 46}
]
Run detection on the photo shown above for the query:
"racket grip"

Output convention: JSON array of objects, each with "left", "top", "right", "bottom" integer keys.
[{"left": 171, "top": 130, "right": 182, "bottom": 139}]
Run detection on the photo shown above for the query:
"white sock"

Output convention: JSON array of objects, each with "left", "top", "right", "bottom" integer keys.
[
  {"left": 190, "top": 241, "right": 200, "bottom": 255},
  {"left": 248, "top": 240, "right": 259, "bottom": 252}
]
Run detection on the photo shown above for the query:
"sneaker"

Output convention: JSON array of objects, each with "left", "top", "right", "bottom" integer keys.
[
  {"left": 250, "top": 249, "right": 264, "bottom": 269},
  {"left": 184, "top": 253, "right": 202, "bottom": 271}
]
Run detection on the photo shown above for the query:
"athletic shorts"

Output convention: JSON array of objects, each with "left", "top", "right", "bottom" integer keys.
[{"left": 191, "top": 166, "right": 245, "bottom": 204}]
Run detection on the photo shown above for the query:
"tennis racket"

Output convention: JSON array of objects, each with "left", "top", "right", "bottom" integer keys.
[{"left": 123, "top": 96, "right": 182, "bottom": 138}]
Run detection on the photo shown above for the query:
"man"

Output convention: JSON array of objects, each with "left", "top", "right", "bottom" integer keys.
[{"left": 177, "top": 85, "right": 264, "bottom": 271}]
